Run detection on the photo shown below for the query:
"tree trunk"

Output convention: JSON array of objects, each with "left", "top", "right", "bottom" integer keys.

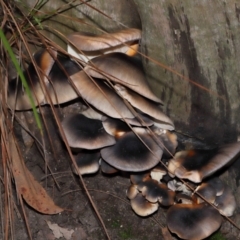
[{"left": 134, "top": 0, "right": 240, "bottom": 146}]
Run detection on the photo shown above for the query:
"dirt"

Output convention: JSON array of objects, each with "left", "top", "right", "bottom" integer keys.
[{"left": 3, "top": 102, "right": 240, "bottom": 240}]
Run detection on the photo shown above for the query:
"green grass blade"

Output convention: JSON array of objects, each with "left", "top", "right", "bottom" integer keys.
[{"left": 0, "top": 29, "right": 42, "bottom": 132}]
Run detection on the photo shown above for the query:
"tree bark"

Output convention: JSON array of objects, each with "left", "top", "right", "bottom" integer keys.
[{"left": 134, "top": 0, "right": 240, "bottom": 145}]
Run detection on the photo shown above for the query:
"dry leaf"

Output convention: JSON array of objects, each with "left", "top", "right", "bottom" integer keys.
[
  {"left": 46, "top": 221, "right": 74, "bottom": 239},
  {"left": 10, "top": 133, "right": 63, "bottom": 214}
]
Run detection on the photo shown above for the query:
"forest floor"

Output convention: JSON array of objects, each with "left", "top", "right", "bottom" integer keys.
[{"left": 5, "top": 103, "right": 240, "bottom": 240}]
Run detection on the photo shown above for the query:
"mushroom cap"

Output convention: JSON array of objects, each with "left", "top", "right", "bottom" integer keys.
[
  {"left": 70, "top": 71, "right": 135, "bottom": 119},
  {"left": 167, "top": 203, "right": 222, "bottom": 240},
  {"left": 115, "top": 84, "right": 174, "bottom": 129},
  {"left": 175, "top": 193, "right": 194, "bottom": 204},
  {"left": 8, "top": 49, "right": 56, "bottom": 110},
  {"left": 150, "top": 163, "right": 167, "bottom": 182},
  {"left": 61, "top": 113, "right": 116, "bottom": 149},
  {"left": 82, "top": 107, "right": 104, "bottom": 120},
  {"left": 67, "top": 28, "right": 141, "bottom": 52},
  {"left": 167, "top": 179, "right": 193, "bottom": 195},
  {"left": 168, "top": 142, "right": 240, "bottom": 183},
  {"left": 126, "top": 184, "right": 139, "bottom": 199},
  {"left": 214, "top": 187, "right": 236, "bottom": 217},
  {"left": 137, "top": 179, "right": 175, "bottom": 206},
  {"left": 151, "top": 127, "right": 178, "bottom": 157},
  {"left": 67, "top": 29, "right": 141, "bottom": 62},
  {"left": 123, "top": 114, "right": 154, "bottom": 127},
  {"left": 102, "top": 116, "right": 154, "bottom": 139},
  {"left": 44, "top": 54, "right": 82, "bottom": 105},
  {"left": 72, "top": 150, "right": 100, "bottom": 175},
  {"left": 130, "top": 172, "right": 151, "bottom": 185},
  {"left": 100, "top": 128, "right": 163, "bottom": 172},
  {"left": 102, "top": 116, "right": 131, "bottom": 138},
  {"left": 130, "top": 193, "right": 159, "bottom": 217},
  {"left": 99, "top": 158, "right": 119, "bottom": 174},
  {"left": 193, "top": 177, "right": 225, "bottom": 204},
  {"left": 84, "top": 53, "right": 162, "bottom": 103}
]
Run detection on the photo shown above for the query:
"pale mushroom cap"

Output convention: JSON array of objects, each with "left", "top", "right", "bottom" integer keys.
[
  {"left": 150, "top": 163, "right": 167, "bottom": 182},
  {"left": 115, "top": 84, "right": 175, "bottom": 129},
  {"left": 82, "top": 107, "right": 104, "bottom": 120},
  {"left": 130, "top": 193, "right": 159, "bottom": 217},
  {"left": 70, "top": 71, "right": 135, "bottom": 119},
  {"left": 167, "top": 179, "right": 193, "bottom": 195},
  {"left": 167, "top": 203, "right": 222, "bottom": 240},
  {"left": 84, "top": 52, "right": 162, "bottom": 103},
  {"left": 61, "top": 113, "right": 116, "bottom": 149},
  {"left": 67, "top": 28, "right": 141, "bottom": 63},
  {"left": 126, "top": 184, "right": 139, "bottom": 200},
  {"left": 100, "top": 129, "right": 163, "bottom": 172},
  {"left": 67, "top": 28, "right": 141, "bottom": 52}
]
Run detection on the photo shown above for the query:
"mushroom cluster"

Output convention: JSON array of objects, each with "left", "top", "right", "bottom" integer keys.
[
  {"left": 7, "top": 28, "right": 240, "bottom": 240},
  {"left": 125, "top": 143, "right": 240, "bottom": 240}
]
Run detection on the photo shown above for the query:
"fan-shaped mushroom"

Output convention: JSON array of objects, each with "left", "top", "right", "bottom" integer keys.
[
  {"left": 67, "top": 28, "right": 141, "bottom": 62},
  {"left": 130, "top": 193, "right": 159, "bottom": 217},
  {"left": 100, "top": 128, "right": 163, "bottom": 172},
  {"left": 167, "top": 203, "right": 222, "bottom": 240},
  {"left": 84, "top": 52, "right": 162, "bottom": 103},
  {"left": 61, "top": 113, "right": 116, "bottom": 150}
]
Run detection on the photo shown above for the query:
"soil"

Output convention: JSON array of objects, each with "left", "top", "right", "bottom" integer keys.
[{"left": 3, "top": 102, "right": 240, "bottom": 240}]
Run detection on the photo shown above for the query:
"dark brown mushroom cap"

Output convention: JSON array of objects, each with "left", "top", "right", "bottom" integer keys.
[
  {"left": 137, "top": 179, "right": 175, "bottom": 206},
  {"left": 70, "top": 71, "right": 135, "bottom": 119},
  {"left": 99, "top": 158, "right": 119, "bottom": 174},
  {"left": 72, "top": 150, "right": 100, "bottom": 175},
  {"left": 8, "top": 49, "right": 56, "bottom": 110},
  {"left": 214, "top": 187, "right": 236, "bottom": 217},
  {"left": 115, "top": 84, "right": 174, "bottom": 129},
  {"left": 61, "top": 113, "right": 116, "bottom": 149},
  {"left": 193, "top": 177, "right": 225, "bottom": 204},
  {"left": 100, "top": 128, "right": 163, "bottom": 172},
  {"left": 167, "top": 203, "right": 222, "bottom": 240},
  {"left": 168, "top": 142, "right": 240, "bottom": 183},
  {"left": 130, "top": 193, "right": 159, "bottom": 217},
  {"left": 84, "top": 53, "right": 162, "bottom": 103},
  {"left": 130, "top": 172, "right": 151, "bottom": 185},
  {"left": 67, "top": 28, "right": 141, "bottom": 52}
]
